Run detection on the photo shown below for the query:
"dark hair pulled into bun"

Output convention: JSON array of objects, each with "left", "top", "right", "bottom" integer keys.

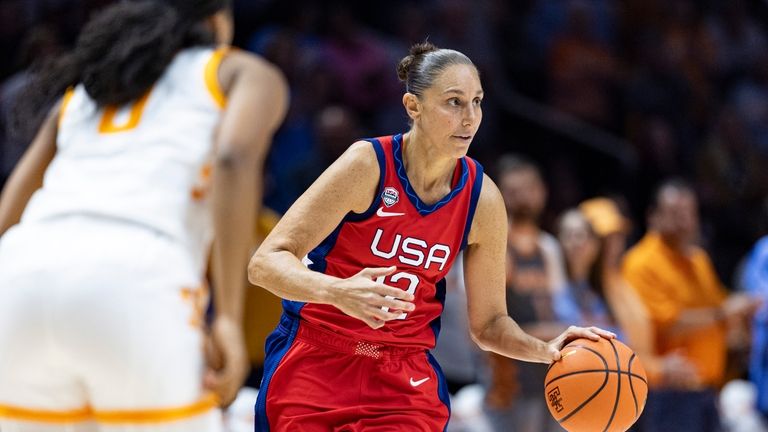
[{"left": 395, "top": 41, "right": 475, "bottom": 96}]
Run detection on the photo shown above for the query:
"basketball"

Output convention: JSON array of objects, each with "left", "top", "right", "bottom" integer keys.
[{"left": 544, "top": 337, "right": 648, "bottom": 432}]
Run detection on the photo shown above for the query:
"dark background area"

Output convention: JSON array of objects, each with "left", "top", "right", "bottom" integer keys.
[{"left": 2, "top": 0, "right": 768, "bottom": 285}]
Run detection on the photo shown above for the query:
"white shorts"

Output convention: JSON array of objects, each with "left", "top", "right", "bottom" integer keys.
[{"left": 0, "top": 216, "right": 221, "bottom": 431}]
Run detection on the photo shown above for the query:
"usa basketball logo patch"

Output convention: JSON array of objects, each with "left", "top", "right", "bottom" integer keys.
[{"left": 381, "top": 187, "right": 399, "bottom": 207}]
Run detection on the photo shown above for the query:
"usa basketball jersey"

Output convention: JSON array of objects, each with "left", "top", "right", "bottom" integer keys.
[
  {"left": 21, "top": 46, "right": 228, "bottom": 274},
  {"left": 285, "top": 133, "right": 483, "bottom": 349}
]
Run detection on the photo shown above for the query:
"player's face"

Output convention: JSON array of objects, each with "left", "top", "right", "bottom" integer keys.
[{"left": 417, "top": 64, "right": 483, "bottom": 158}]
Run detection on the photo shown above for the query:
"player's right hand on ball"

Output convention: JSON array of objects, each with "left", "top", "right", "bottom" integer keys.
[
  {"left": 327, "top": 266, "right": 415, "bottom": 329},
  {"left": 547, "top": 326, "right": 617, "bottom": 361}
]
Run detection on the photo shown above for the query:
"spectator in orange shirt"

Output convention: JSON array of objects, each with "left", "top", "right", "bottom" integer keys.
[
  {"left": 557, "top": 198, "right": 697, "bottom": 391},
  {"left": 622, "top": 179, "right": 759, "bottom": 432}
]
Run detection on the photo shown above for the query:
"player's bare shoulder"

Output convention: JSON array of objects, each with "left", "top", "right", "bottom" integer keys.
[
  {"left": 344, "top": 140, "right": 380, "bottom": 176},
  {"left": 217, "top": 49, "right": 288, "bottom": 127},
  {"left": 320, "top": 140, "right": 381, "bottom": 214},
  {"left": 218, "top": 49, "right": 285, "bottom": 92},
  {"left": 467, "top": 173, "right": 506, "bottom": 247}
]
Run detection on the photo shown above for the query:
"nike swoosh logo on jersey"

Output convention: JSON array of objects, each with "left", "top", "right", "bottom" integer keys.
[
  {"left": 377, "top": 207, "right": 405, "bottom": 217},
  {"left": 410, "top": 377, "right": 430, "bottom": 387}
]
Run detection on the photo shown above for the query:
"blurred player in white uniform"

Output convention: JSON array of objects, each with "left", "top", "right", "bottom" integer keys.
[{"left": 0, "top": 1, "right": 287, "bottom": 431}]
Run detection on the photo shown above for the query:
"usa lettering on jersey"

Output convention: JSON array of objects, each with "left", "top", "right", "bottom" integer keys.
[{"left": 370, "top": 228, "right": 451, "bottom": 271}]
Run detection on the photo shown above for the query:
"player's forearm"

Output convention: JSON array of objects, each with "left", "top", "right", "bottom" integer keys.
[
  {"left": 210, "top": 156, "right": 259, "bottom": 322},
  {"left": 471, "top": 314, "right": 553, "bottom": 364},
  {"left": 667, "top": 307, "right": 721, "bottom": 336},
  {"left": 0, "top": 171, "right": 38, "bottom": 235},
  {"left": 0, "top": 108, "right": 58, "bottom": 236},
  {"left": 248, "top": 247, "right": 341, "bottom": 304},
  {"left": 520, "top": 321, "right": 569, "bottom": 341}
]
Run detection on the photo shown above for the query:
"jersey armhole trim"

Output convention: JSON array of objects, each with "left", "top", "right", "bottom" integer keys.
[
  {"left": 58, "top": 86, "right": 75, "bottom": 129},
  {"left": 204, "top": 45, "right": 230, "bottom": 109},
  {"left": 461, "top": 160, "right": 484, "bottom": 251},
  {"left": 344, "top": 138, "right": 386, "bottom": 222}
]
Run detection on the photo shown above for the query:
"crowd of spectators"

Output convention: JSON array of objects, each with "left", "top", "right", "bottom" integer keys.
[
  {"left": 2, "top": 0, "right": 768, "bottom": 430},
  {"left": 4, "top": 0, "right": 767, "bottom": 281}
]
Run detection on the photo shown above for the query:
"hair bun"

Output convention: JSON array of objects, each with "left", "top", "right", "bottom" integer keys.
[
  {"left": 396, "top": 41, "right": 439, "bottom": 82},
  {"left": 409, "top": 41, "right": 438, "bottom": 57}
]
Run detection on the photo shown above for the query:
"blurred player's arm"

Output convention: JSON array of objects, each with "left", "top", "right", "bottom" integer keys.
[
  {"left": 248, "top": 141, "right": 415, "bottom": 329},
  {"left": 0, "top": 101, "right": 59, "bottom": 236},
  {"left": 464, "top": 174, "right": 613, "bottom": 364},
  {"left": 204, "top": 50, "right": 287, "bottom": 405}
]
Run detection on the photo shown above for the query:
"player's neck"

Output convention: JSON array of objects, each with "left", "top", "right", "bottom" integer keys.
[{"left": 401, "top": 130, "right": 457, "bottom": 195}]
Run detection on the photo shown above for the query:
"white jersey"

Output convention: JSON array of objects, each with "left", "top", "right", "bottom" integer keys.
[{"left": 21, "top": 46, "right": 228, "bottom": 274}]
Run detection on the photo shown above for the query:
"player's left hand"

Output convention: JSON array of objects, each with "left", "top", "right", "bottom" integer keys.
[
  {"left": 547, "top": 326, "right": 616, "bottom": 362},
  {"left": 204, "top": 315, "right": 249, "bottom": 407}
]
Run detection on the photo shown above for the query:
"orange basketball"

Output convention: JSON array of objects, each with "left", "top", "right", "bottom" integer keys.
[{"left": 544, "top": 338, "right": 648, "bottom": 432}]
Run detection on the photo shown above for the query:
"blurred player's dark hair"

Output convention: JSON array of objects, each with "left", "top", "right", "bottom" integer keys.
[{"left": 13, "top": 0, "right": 230, "bottom": 141}]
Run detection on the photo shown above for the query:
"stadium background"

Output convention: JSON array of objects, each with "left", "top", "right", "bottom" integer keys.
[{"left": 1, "top": 0, "right": 767, "bottom": 427}]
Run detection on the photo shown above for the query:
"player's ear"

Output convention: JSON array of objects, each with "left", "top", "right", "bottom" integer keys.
[{"left": 402, "top": 93, "right": 421, "bottom": 122}]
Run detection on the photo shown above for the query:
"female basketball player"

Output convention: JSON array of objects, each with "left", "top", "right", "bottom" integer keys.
[
  {"left": 248, "top": 42, "right": 614, "bottom": 431},
  {"left": 0, "top": 1, "right": 287, "bottom": 431}
]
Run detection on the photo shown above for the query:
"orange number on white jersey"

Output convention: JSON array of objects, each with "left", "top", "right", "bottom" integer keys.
[{"left": 98, "top": 90, "right": 152, "bottom": 134}]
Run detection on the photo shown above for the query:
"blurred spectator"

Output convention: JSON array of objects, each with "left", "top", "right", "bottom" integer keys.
[
  {"left": 428, "top": 0, "right": 496, "bottom": 74},
  {"left": 703, "top": 0, "right": 767, "bottom": 87},
  {"left": 696, "top": 106, "right": 768, "bottom": 281},
  {"left": 548, "top": 0, "right": 620, "bottom": 128},
  {"left": 622, "top": 179, "right": 760, "bottom": 432},
  {"left": 555, "top": 207, "right": 620, "bottom": 333},
  {"left": 247, "top": 24, "right": 328, "bottom": 213},
  {"left": 483, "top": 155, "right": 566, "bottom": 432},
  {"left": 432, "top": 253, "right": 482, "bottom": 396},
  {"left": 0, "top": 1, "right": 29, "bottom": 79},
  {"left": 0, "top": 24, "right": 63, "bottom": 188},
  {"left": 657, "top": 0, "right": 713, "bottom": 125},
  {"left": 728, "top": 53, "right": 768, "bottom": 154},
  {"left": 2, "top": 6, "right": 768, "bottom": 430},
  {"left": 556, "top": 197, "right": 693, "bottom": 389},
  {"left": 526, "top": 0, "right": 616, "bottom": 62},
  {"left": 320, "top": 2, "right": 400, "bottom": 122},
  {"left": 719, "top": 380, "right": 768, "bottom": 432},
  {"left": 697, "top": 107, "right": 767, "bottom": 212},
  {"left": 742, "top": 236, "right": 768, "bottom": 420}
]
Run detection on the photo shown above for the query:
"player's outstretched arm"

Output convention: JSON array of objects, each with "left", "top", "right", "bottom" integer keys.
[
  {"left": 204, "top": 50, "right": 287, "bottom": 406},
  {"left": 463, "top": 174, "right": 614, "bottom": 364},
  {"left": 247, "top": 141, "right": 415, "bottom": 329},
  {"left": 0, "top": 102, "right": 59, "bottom": 236}
]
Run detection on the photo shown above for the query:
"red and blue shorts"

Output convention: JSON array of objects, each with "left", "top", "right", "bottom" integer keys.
[{"left": 255, "top": 314, "right": 451, "bottom": 431}]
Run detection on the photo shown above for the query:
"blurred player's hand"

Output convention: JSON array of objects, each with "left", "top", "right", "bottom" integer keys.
[
  {"left": 204, "top": 316, "right": 249, "bottom": 407},
  {"left": 328, "top": 266, "right": 415, "bottom": 329}
]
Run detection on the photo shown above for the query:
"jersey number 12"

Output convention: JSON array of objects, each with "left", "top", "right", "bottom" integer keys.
[{"left": 376, "top": 272, "right": 418, "bottom": 320}]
